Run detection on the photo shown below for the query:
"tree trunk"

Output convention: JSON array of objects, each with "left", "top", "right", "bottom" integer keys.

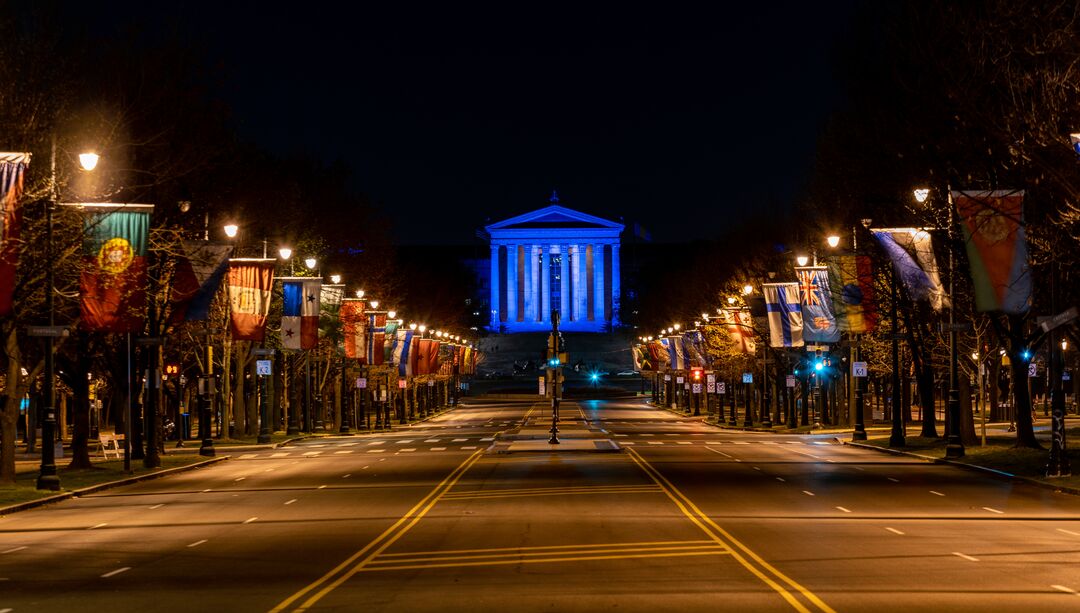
[
  {"left": 233, "top": 341, "right": 247, "bottom": 438},
  {"left": 988, "top": 358, "right": 1002, "bottom": 421},
  {"left": 67, "top": 331, "right": 93, "bottom": 469},
  {"left": 958, "top": 375, "right": 978, "bottom": 446},
  {"left": 246, "top": 356, "right": 258, "bottom": 436},
  {"left": 918, "top": 362, "right": 938, "bottom": 438},
  {"left": 1, "top": 325, "right": 23, "bottom": 484}
]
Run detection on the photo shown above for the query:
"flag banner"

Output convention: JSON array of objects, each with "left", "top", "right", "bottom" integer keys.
[
  {"left": 281, "top": 278, "right": 321, "bottom": 350},
  {"left": 407, "top": 333, "right": 420, "bottom": 375},
  {"left": 872, "top": 228, "right": 948, "bottom": 311},
  {"left": 825, "top": 255, "right": 876, "bottom": 333},
  {"left": 682, "top": 330, "right": 708, "bottom": 368},
  {"left": 428, "top": 340, "right": 443, "bottom": 375},
  {"left": 383, "top": 320, "right": 400, "bottom": 364},
  {"left": 666, "top": 336, "right": 688, "bottom": 370},
  {"left": 320, "top": 284, "right": 344, "bottom": 313},
  {"left": 438, "top": 343, "right": 455, "bottom": 375},
  {"left": 340, "top": 299, "right": 366, "bottom": 360},
  {"left": 395, "top": 329, "right": 414, "bottom": 375},
  {"left": 462, "top": 346, "right": 473, "bottom": 375},
  {"left": 631, "top": 344, "right": 653, "bottom": 371},
  {"left": 227, "top": 258, "right": 275, "bottom": 341},
  {"left": 763, "top": 283, "right": 804, "bottom": 348},
  {"left": 75, "top": 204, "right": 154, "bottom": 333},
  {"left": 367, "top": 313, "right": 387, "bottom": 365},
  {"left": 416, "top": 339, "right": 434, "bottom": 375},
  {"left": 651, "top": 339, "right": 672, "bottom": 370},
  {"left": 954, "top": 190, "right": 1031, "bottom": 314},
  {"left": 0, "top": 153, "right": 29, "bottom": 316},
  {"left": 720, "top": 308, "right": 757, "bottom": 354},
  {"left": 794, "top": 266, "right": 840, "bottom": 343},
  {"left": 169, "top": 241, "right": 233, "bottom": 323}
]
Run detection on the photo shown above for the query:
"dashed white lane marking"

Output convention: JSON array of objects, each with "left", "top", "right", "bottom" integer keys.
[
  {"left": 271, "top": 452, "right": 289, "bottom": 458},
  {"left": 836, "top": 506, "right": 851, "bottom": 513},
  {"left": 621, "top": 442, "right": 636, "bottom": 445},
  {"left": 202, "top": 488, "right": 212, "bottom": 493},
  {"left": 234, "top": 477, "right": 246, "bottom": 482},
  {"left": 149, "top": 504, "right": 164, "bottom": 510},
  {"left": 452, "top": 438, "right": 468, "bottom": 442},
  {"left": 885, "top": 527, "right": 905, "bottom": 535},
  {"left": 424, "top": 439, "right": 440, "bottom": 443},
  {"left": 776, "top": 477, "right": 786, "bottom": 482},
  {"left": 1057, "top": 528, "right": 1080, "bottom": 536},
  {"left": 462, "top": 446, "right": 477, "bottom": 450},
  {"left": 952, "top": 552, "right": 979, "bottom": 562},
  {"left": 302, "top": 451, "right": 323, "bottom": 456},
  {"left": 734, "top": 441, "right": 750, "bottom": 445},
  {"left": 1, "top": 607, "right": 13, "bottom": 612},
  {"left": 1051, "top": 585, "right": 1080, "bottom": 596},
  {"left": 334, "top": 450, "right": 354, "bottom": 455},
  {"left": 704, "top": 447, "right": 732, "bottom": 459},
  {"left": 284, "top": 499, "right": 297, "bottom": 505},
  {"left": 366, "top": 449, "right": 386, "bottom": 454},
  {"left": 396, "top": 440, "right": 414, "bottom": 444},
  {"left": 802, "top": 491, "right": 815, "bottom": 496},
  {"left": 187, "top": 540, "right": 207, "bottom": 548},
  {"left": 339, "top": 442, "right": 358, "bottom": 447},
  {"left": 89, "top": 523, "right": 107, "bottom": 530},
  {"left": 853, "top": 466, "right": 865, "bottom": 471},
  {"left": 983, "top": 507, "right": 1004, "bottom": 514},
  {"left": 400, "top": 448, "right": 417, "bottom": 452},
  {"left": 318, "top": 485, "right": 327, "bottom": 489},
  {"left": 367, "top": 441, "right": 385, "bottom": 446},
  {"left": 431, "top": 447, "right": 447, "bottom": 451},
  {"left": 648, "top": 441, "right": 664, "bottom": 445},
  {"left": 480, "top": 437, "right": 494, "bottom": 441},
  {"left": 812, "top": 441, "right": 830, "bottom": 446},
  {"left": 2, "top": 546, "right": 26, "bottom": 554},
  {"left": 752, "top": 467, "right": 761, "bottom": 471},
  {"left": 239, "top": 453, "right": 258, "bottom": 459},
  {"left": 677, "top": 441, "right": 692, "bottom": 445},
  {"left": 930, "top": 490, "right": 945, "bottom": 496},
  {"left": 887, "top": 477, "right": 900, "bottom": 483},
  {"left": 264, "top": 468, "right": 275, "bottom": 472},
  {"left": 101, "top": 567, "right": 130, "bottom": 578},
  {"left": 343, "top": 474, "right": 351, "bottom": 478},
  {"left": 308, "top": 444, "right": 327, "bottom": 448},
  {"left": 243, "top": 517, "right": 258, "bottom": 524}
]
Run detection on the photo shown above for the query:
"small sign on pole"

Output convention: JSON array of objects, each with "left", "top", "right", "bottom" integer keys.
[
  {"left": 356, "top": 377, "right": 368, "bottom": 389},
  {"left": 664, "top": 374, "right": 671, "bottom": 381},
  {"left": 538, "top": 376, "right": 546, "bottom": 396},
  {"left": 692, "top": 383, "right": 702, "bottom": 394},
  {"left": 1028, "top": 363, "right": 1038, "bottom": 378},
  {"left": 707, "top": 382, "right": 716, "bottom": 394},
  {"left": 786, "top": 375, "right": 796, "bottom": 388},
  {"left": 718, "top": 382, "right": 726, "bottom": 394},
  {"left": 398, "top": 378, "right": 407, "bottom": 389},
  {"left": 676, "top": 376, "right": 684, "bottom": 384},
  {"left": 742, "top": 373, "right": 753, "bottom": 384},
  {"left": 852, "top": 361, "right": 868, "bottom": 377},
  {"left": 256, "top": 360, "right": 272, "bottom": 376}
]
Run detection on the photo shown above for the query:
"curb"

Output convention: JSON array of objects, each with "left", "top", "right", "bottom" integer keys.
[
  {"left": 0, "top": 456, "right": 229, "bottom": 516},
  {"left": 841, "top": 440, "right": 1080, "bottom": 497}
]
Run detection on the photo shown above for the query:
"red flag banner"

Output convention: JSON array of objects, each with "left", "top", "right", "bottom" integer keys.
[
  {"left": 340, "top": 299, "right": 367, "bottom": 361},
  {"left": 954, "top": 190, "right": 1031, "bottom": 314},
  {"left": 73, "top": 203, "right": 154, "bottom": 333},
  {"left": 228, "top": 258, "right": 275, "bottom": 341},
  {"left": 0, "top": 153, "right": 29, "bottom": 316}
]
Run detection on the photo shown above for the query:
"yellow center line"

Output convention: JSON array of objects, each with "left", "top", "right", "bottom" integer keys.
[
  {"left": 441, "top": 488, "right": 662, "bottom": 501},
  {"left": 360, "top": 549, "right": 731, "bottom": 572},
  {"left": 626, "top": 447, "right": 836, "bottom": 613},
  {"left": 446, "top": 484, "right": 656, "bottom": 496},
  {"left": 269, "top": 449, "right": 484, "bottom": 613},
  {"left": 369, "top": 543, "right": 727, "bottom": 565},
  {"left": 376, "top": 539, "right": 716, "bottom": 558}
]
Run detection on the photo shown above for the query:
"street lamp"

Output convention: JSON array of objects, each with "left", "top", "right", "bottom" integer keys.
[
  {"left": 742, "top": 284, "right": 754, "bottom": 295},
  {"left": 410, "top": 323, "right": 418, "bottom": 331},
  {"left": 388, "top": 310, "right": 397, "bottom": 319},
  {"left": 727, "top": 296, "right": 736, "bottom": 305},
  {"left": 330, "top": 274, "right": 342, "bottom": 284},
  {"left": 278, "top": 247, "right": 292, "bottom": 260},
  {"left": 796, "top": 255, "right": 809, "bottom": 267},
  {"left": 304, "top": 257, "right": 317, "bottom": 270},
  {"left": 78, "top": 152, "right": 100, "bottom": 171},
  {"left": 369, "top": 300, "right": 379, "bottom": 309},
  {"left": 223, "top": 223, "right": 239, "bottom": 238},
  {"left": 355, "top": 289, "right": 364, "bottom": 299},
  {"left": 826, "top": 235, "right": 840, "bottom": 248},
  {"left": 673, "top": 323, "right": 681, "bottom": 331}
]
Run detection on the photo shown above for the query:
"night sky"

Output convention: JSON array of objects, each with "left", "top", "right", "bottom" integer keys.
[{"left": 76, "top": 2, "right": 856, "bottom": 245}]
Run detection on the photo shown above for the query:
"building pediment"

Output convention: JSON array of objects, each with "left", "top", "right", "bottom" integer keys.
[{"left": 486, "top": 205, "right": 624, "bottom": 233}]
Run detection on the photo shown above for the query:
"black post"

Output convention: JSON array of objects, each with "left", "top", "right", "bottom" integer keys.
[
  {"left": 889, "top": 264, "right": 906, "bottom": 447},
  {"left": 944, "top": 194, "right": 964, "bottom": 457},
  {"left": 304, "top": 350, "right": 313, "bottom": 433},
  {"left": 286, "top": 352, "right": 300, "bottom": 435},
  {"left": 199, "top": 375, "right": 215, "bottom": 456},
  {"left": 36, "top": 140, "right": 60, "bottom": 491},
  {"left": 1046, "top": 262, "right": 1071, "bottom": 476},
  {"left": 339, "top": 356, "right": 351, "bottom": 434},
  {"left": 257, "top": 351, "right": 271, "bottom": 444},
  {"left": 742, "top": 379, "right": 753, "bottom": 427},
  {"left": 549, "top": 308, "right": 561, "bottom": 444},
  {"left": 761, "top": 352, "right": 772, "bottom": 428},
  {"left": 852, "top": 338, "right": 867, "bottom": 441},
  {"left": 728, "top": 382, "right": 737, "bottom": 426}
]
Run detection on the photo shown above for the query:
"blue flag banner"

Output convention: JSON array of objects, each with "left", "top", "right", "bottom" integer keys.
[
  {"left": 872, "top": 228, "right": 948, "bottom": 311},
  {"left": 763, "top": 283, "right": 804, "bottom": 348},
  {"left": 396, "top": 329, "right": 414, "bottom": 376},
  {"left": 794, "top": 266, "right": 840, "bottom": 343}
]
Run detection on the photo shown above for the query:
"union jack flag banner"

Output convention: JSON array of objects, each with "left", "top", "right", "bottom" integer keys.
[
  {"left": 0, "top": 153, "right": 29, "bottom": 316},
  {"left": 793, "top": 266, "right": 839, "bottom": 343},
  {"left": 763, "top": 282, "right": 804, "bottom": 348}
]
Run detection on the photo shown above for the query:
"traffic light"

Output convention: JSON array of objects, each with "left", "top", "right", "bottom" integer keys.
[
  {"left": 165, "top": 363, "right": 180, "bottom": 378},
  {"left": 690, "top": 368, "right": 703, "bottom": 382}
]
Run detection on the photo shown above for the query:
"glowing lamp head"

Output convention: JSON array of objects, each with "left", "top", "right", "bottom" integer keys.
[
  {"left": 304, "top": 257, "right": 317, "bottom": 270},
  {"left": 369, "top": 300, "right": 379, "bottom": 309},
  {"left": 913, "top": 188, "right": 930, "bottom": 204},
  {"left": 673, "top": 323, "right": 681, "bottom": 331},
  {"left": 223, "top": 223, "right": 239, "bottom": 238},
  {"left": 330, "top": 274, "right": 341, "bottom": 284},
  {"left": 727, "top": 296, "right": 737, "bottom": 305},
  {"left": 826, "top": 235, "right": 840, "bottom": 248},
  {"left": 796, "top": 255, "right": 809, "bottom": 267},
  {"left": 278, "top": 247, "right": 293, "bottom": 260},
  {"left": 409, "top": 323, "right": 417, "bottom": 331},
  {"left": 387, "top": 310, "right": 396, "bottom": 319},
  {"left": 815, "top": 361, "right": 824, "bottom": 372},
  {"left": 742, "top": 284, "right": 753, "bottom": 295},
  {"left": 78, "top": 152, "right": 100, "bottom": 171},
  {"left": 590, "top": 373, "right": 599, "bottom": 381}
]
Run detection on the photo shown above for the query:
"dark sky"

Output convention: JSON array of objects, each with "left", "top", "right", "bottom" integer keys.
[{"left": 77, "top": 2, "right": 855, "bottom": 245}]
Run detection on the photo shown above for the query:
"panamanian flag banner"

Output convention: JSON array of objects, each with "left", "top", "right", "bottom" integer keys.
[
  {"left": 281, "top": 278, "right": 321, "bottom": 350},
  {"left": 340, "top": 299, "right": 366, "bottom": 360},
  {"left": 872, "top": 228, "right": 949, "bottom": 311},
  {"left": 794, "top": 266, "right": 840, "bottom": 343},
  {"left": 763, "top": 283, "right": 804, "bottom": 348},
  {"left": 954, "top": 190, "right": 1031, "bottom": 314},
  {"left": 0, "top": 153, "right": 29, "bottom": 317},
  {"left": 75, "top": 204, "right": 155, "bottom": 333}
]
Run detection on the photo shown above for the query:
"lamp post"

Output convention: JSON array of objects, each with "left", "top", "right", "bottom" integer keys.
[{"left": 37, "top": 142, "right": 98, "bottom": 490}]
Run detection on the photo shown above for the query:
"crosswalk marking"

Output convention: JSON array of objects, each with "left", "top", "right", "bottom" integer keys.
[
  {"left": 302, "top": 451, "right": 323, "bottom": 456},
  {"left": 431, "top": 447, "right": 446, "bottom": 451},
  {"left": 334, "top": 450, "right": 354, "bottom": 455},
  {"left": 366, "top": 449, "right": 386, "bottom": 454},
  {"left": 400, "top": 448, "right": 416, "bottom": 452}
]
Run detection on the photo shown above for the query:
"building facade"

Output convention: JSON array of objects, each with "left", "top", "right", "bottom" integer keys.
[{"left": 486, "top": 204, "right": 623, "bottom": 333}]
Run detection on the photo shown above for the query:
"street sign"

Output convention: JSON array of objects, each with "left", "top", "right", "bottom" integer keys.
[
  {"left": 25, "top": 325, "right": 69, "bottom": 337},
  {"left": 676, "top": 376, "right": 684, "bottom": 384},
  {"left": 706, "top": 373, "right": 716, "bottom": 385},
  {"left": 1064, "top": 371, "right": 1072, "bottom": 381},
  {"left": 664, "top": 374, "right": 671, "bottom": 381},
  {"left": 742, "top": 373, "right": 753, "bottom": 384},
  {"left": 786, "top": 375, "right": 796, "bottom": 388},
  {"left": 938, "top": 322, "right": 971, "bottom": 333},
  {"left": 707, "top": 382, "right": 716, "bottom": 393},
  {"left": 398, "top": 378, "right": 407, "bottom": 389},
  {"left": 252, "top": 348, "right": 275, "bottom": 356},
  {"left": 427, "top": 380, "right": 435, "bottom": 387},
  {"left": 538, "top": 376, "right": 546, "bottom": 396},
  {"left": 256, "top": 360, "right": 272, "bottom": 376},
  {"left": 718, "top": 382, "right": 726, "bottom": 394},
  {"left": 692, "top": 383, "right": 702, "bottom": 394},
  {"left": 1038, "top": 306, "right": 1079, "bottom": 333},
  {"left": 806, "top": 344, "right": 828, "bottom": 353},
  {"left": 356, "top": 377, "right": 367, "bottom": 389},
  {"left": 135, "top": 336, "right": 165, "bottom": 346},
  {"left": 1028, "top": 363, "right": 1038, "bottom": 377},
  {"left": 852, "top": 361, "right": 868, "bottom": 377}
]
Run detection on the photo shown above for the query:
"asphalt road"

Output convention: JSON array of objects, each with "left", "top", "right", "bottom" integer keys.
[{"left": 2, "top": 398, "right": 1080, "bottom": 612}]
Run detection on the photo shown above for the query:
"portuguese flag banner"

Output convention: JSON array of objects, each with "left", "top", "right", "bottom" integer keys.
[
  {"left": 72, "top": 204, "right": 153, "bottom": 333},
  {"left": 954, "top": 190, "right": 1031, "bottom": 314}
]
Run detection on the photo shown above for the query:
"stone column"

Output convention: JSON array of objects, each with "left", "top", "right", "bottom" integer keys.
[
  {"left": 611, "top": 243, "right": 621, "bottom": 325},
  {"left": 540, "top": 245, "right": 550, "bottom": 323},
  {"left": 559, "top": 244, "right": 570, "bottom": 322},
  {"left": 594, "top": 242, "right": 606, "bottom": 323},
  {"left": 506, "top": 243, "right": 518, "bottom": 323},
  {"left": 490, "top": 244, "right": 500, "bottom": 328},
  {"left": 574, "top": 244, "right": 587, "bottom": 322}
]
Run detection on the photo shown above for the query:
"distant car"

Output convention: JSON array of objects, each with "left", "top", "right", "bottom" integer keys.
[{"left": 616, "top": 371, "right": 638, "bottom": 377}]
